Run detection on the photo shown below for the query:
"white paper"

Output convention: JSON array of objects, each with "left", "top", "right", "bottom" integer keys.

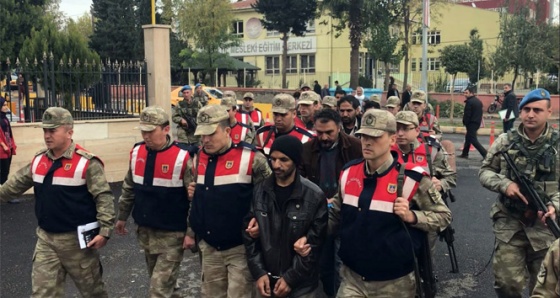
[
  {"left": 77, "top": 221, "right": 100, "bottom": 249},
  {"left": 498, "top": 109, "right": 514, "bottom": 121}
]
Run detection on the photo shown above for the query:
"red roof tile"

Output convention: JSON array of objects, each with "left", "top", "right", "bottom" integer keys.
[{"left": 232, "top": 0, "right": 257, "bottom": 10}]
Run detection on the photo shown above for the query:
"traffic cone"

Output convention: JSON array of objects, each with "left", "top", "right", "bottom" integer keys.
[
  {"left": 19, "top": 104, "right": 25, "bottom": 123},
  {"left": 489, "top": 121, "right": 495, "bottom": 147},
  {"left": 266, "top": 112, "right": 272, "bottom": 125}
]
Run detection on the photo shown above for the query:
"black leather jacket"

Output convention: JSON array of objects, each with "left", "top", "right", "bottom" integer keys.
[{"left": 243, "top": 173, "right": 328, "bottom": 296}]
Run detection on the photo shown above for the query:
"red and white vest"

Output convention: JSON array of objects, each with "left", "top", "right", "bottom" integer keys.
[{"left": 256, "top": 125, "right": 315, "bottom": 155}]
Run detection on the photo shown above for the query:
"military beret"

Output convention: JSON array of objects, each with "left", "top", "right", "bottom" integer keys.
[
  {"left": 519, "top": 88, "right": 550, "bottom": 110},
  {"left": 180, "top": 85, "right": 192, "bottom": 92}
]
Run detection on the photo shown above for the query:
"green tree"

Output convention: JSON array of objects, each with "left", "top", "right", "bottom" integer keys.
[
  {"left": 19, "top": 17, "right": 101, "bottom": 110},
  {"left": 252, "top": 0, "right": 318, "bottom": 89},
  {"left": 439, "top": 44, "right": 474, "bottom": 122},
  {"left": 466, "top": 29, "right": 487, "bottom": 86},
  {"left": 491, "top": 7, "right": 556, "bottom": 87},
  {"left": 90, "top": 0, "right": 140, "bottom": 61},
  {"left": 73, "top": 13, "right": 94, "bottom": 43},
  {"left": 177, "top": 0, "right": 239, "bottom": 86}
]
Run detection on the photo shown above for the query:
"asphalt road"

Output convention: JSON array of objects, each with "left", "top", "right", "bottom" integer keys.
[{"left": 0, "top": 133, "right": 532, "bottom": 297}]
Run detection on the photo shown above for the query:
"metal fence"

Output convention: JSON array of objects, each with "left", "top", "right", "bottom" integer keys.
[{"left": 1, "top": 54, "right": 148, "bottom": 123}]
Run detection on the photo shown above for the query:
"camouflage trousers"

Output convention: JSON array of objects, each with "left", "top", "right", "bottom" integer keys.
[
  {"left": 137, "top": 226, "right": 185, "bottom": 298},
  {"left": 32, "top": 227, "right": 107, "bottom": 298},
  {"left": 176, "top": 128, "right": 200, "bottom": 146},
  {"left": 337, "top": 265, "right": 415, "bottom": 298},
  {"left": 199, "top": 240, "right": 253, "bottom": 298},
  {"left": 493, "top": 231, "right": 548, "bottom": 298}
]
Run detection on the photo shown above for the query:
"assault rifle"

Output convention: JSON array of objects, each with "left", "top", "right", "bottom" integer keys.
[
  {"left": 501, "top": 150, "right": 560, "bottom": 238},
  {"left": 439, "top": 190, "right": 459, "bottom": 273},
  {"left": 177, "top": 107, "right": 197, "bottom": 132}
]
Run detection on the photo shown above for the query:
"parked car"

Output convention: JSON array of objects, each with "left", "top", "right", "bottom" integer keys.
[
  {"left": 445, "top": 79, "right": 470, "bottom": 93},
  {"left": 171, "top": 85, "right": 222, "bottom": 107}
]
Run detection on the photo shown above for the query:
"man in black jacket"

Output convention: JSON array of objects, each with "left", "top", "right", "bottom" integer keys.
[
  {"left": 460, "top": 86, "right": 487, "bottom": 159},
  {"left": 244, "top": 135, "right": 328, "bottom": 298},
  {"left": 501, "top": 83, "right": 518, "bottom": 133}
]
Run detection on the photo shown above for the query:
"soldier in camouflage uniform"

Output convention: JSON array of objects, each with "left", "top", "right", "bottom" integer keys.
[
  {"left": 172, "top": 85, "right": 202, "bottom": 146},
  {"left": 183, "top": 105, "right": 271, "bottom": 298},
  {"left": 531, "top": 238, "right": 560, "bottom": 297},
  {"left": 329, "top": 109, "right": 451, "bottom": 297},
  {"left": 479, "top": 88, "right": 559, "bottom": 298},
  {"left": 0, "top": 107, "right": 114, "bottom": 298},
  {"left": 221, "top": 97, "right": 255, "bottom": 145},
  {"left": 193, "top": 83, "right": 209, "bottom": 106},
  {"left": 385, "top": 96, "right": 401, "bottom": 116},
  {"left": 116, "top": 106, "right": 195, "bottom": 297},
  {"left": 408, "top": 90, "right": 441, "bottom": 139}
]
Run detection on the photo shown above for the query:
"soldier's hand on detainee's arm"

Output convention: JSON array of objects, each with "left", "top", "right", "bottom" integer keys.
[
  {"left": 431, "top": 177, "right": 442, "bottom": 192},
  {"left": 183, "top": 235, "right": 196, "bottom": 249},
  {"left": 256, "top": 275, "right": 271, "bottom": 297},
  {"left": 187, "top": 182, "right": 196, "bottom": 200},
  {"left": 273, "top": 278, "right": 292, "bottom": 297},
  {"left": 87, "top": 235, "right": 108, "bottom": 249},
  {"left": 505, "top": 182, "right": 528, "bottom": 205},
  {"left": 294, "top": 236, "right": 311, "bottom": 257},
  {"left": 245, "top": 218, "right": 260, "bottom": 238},
  {"left": 394, "top": 197, "right": 417, "bottom": 224},
  {"left": 538, "top": 205, "right": 557, "bottom": 224},
  {"left": 115, "top": 220, "right": 128, "bottom": 235}
]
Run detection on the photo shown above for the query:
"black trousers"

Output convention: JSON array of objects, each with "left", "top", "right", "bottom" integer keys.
[
  {"left": 503, "top": 119, "right": 515, "bottom": 133},
  {"left": 462, "top": 124, "right": 487, "bottom": 158},
  {"left": 0, "top": 156, "right": 12, "bottom": 184}
]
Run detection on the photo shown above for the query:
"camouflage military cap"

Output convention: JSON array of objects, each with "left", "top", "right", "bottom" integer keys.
[
  {"left": 42, "top": 107, "right": 73, "bottom": 128},
  {"left": 322, "top": 96, "right": 337, "bottom": 108},
  {"left": 395, "top": 111, "right": 419, "bottom": 127},
  {"left": 194, "top": 105, "right": 229, "bottom": 136},
  {"left": 223, "top": 90, "right": 237, "bottom": 100},
  {"left": 356, "top": 109, "right": 397, "bottom": 137},
  {"left": 411, "top": 90, "right": 427, "bottom": 103},
  {"left": 386, "top": 96, "right": 401, "bottom": 108},
  {"left": 298, "top": 91, "right": 319, "bottom": 105},
  {"left": 300, "top": 83, "right": 311, "bottom": 90},
  {"left": 243, "top": 92, "right": 255, "bottom": 100},
  {"left": 369, "top": 94, "right": 380, "bottom": 103},
  {"left": 271, "top": 94, "right": 296, "bottom": 114},
  {"left": 220, "top": 97, "right": 237, "bottom": 109},
  {"left": 136, "top": 106, "right": 169, "bottom": 131}
]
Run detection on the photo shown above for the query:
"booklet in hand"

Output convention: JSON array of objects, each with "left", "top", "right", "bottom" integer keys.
[{"left": 77, "top": 221, "right": 100, "bottom": 249}]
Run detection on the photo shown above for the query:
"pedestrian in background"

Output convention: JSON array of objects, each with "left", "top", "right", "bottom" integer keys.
[
  {"left": 459, "top": 86, "right": 487, "bottom": 159},
  {"left": 0, "top": 107, "right": 115, "bottom": 297},
  {"left": 321, "top": 84, "right": 330, "bottom": 99},
  {"left": 313, "top": 80, "right": 322, "bottom": 95},
  {"left": 116, "top": 106, "right": 194, "bottom": 297},
  {"left": 501, "top": 83, "right": 519, "bottom": 133},
  {"left": 0, "top": 96, "right": 16, "bottom": 184}
]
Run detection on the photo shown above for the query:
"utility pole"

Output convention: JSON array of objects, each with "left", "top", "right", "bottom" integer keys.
[{"left": 421, "top": 0, "right": 429, "bottom": 92}]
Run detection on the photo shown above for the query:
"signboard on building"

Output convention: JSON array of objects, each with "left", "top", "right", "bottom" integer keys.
[{"left": 223, "top": 36, "right": 317, "bottom": 57}]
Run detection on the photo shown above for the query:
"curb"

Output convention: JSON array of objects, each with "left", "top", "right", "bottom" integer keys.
[{"left": 441, "top": 126, "right": 496, "bottom": 136}]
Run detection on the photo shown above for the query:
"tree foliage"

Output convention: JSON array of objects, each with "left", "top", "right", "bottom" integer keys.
[
  {"left": 252, "top": 0, "right": 318, "bottom": 88},
  {"left": 466, "top": 29, "right": 487, "bottom": 85},
  {"left": 491, "top": 7, "right": 557, "bottom": 87},
  {"left": 439, "top": 44, "right": 474, "bottom": 122},
  {"left": 177, "top": 0, "right": 239, "bottom": 86},
  {"left": 90, "top": 0, "right": 141, "bottom": 62}
]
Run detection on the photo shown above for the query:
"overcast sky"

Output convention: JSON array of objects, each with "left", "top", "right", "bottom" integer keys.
[{"left": 59, "top": 0, "right": 91, "bottom": 19}]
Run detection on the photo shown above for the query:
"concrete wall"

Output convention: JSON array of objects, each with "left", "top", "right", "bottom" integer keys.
[{"left": 10, "top": 119, "right": 141, "bottom": 185}]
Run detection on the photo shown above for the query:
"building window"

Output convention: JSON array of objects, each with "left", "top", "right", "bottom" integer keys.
[
  {"left": 300, "top": 55, "right": 315, "bottom": 73},
  {"left": 411, "top": 58, "right": 417, "bottom": 72},
  {"left": 232, "top": 21, "right": 244, "bottom": 37},
  {"left": 306, "top": 21, "right": 315, "bottom": 34},
  {"left": 286, "top": 56, "right": 297, "bottom": 74},
  {"left": 267, "top": 30, "right": 281, "bottom": 37},
  {"left": 427, "top": 58, "right": 441, "bottom": 71},
  {"left": 266, "top": 56, "right": 280, "bottom": 74},
  {"left": 412, "top": 31, "right": 441, "bottom": 45}
]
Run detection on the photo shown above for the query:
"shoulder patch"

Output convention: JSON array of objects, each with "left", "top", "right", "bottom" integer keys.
[
  {"left": 75, "top": 148, "right": 95, "bottom": 160},
  {"left": 342, "top": 158, "right": 364, "bottom": 171},
  {"left": 35, "top": 148, "right": 48, "bottom": 156}
]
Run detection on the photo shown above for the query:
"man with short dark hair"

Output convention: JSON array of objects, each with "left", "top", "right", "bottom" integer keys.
[
  {"left": 300, "top": 109, "right": 362, "bottom": 297},
  {"left": 185, "top": 104, "right": 272, "bottom": 298},
  {"left": 314, "top": 80, "right": 322, "bottom": 95},
  {"left": 334, "top": 89, "right": 346, "bottom": 101},
  {"left": 222, "top": 97, "right": 255, "bottom": 144},
  {"left": 401, "top": 84, "right": 412, "bottom": 109},
  {"left": 245, "top": 135, "right": 328, "bottom": 298},
  {"left": 460, "top": 87, "right": 487, "bottom": 159},
  {"left": 335, "top": 80, "right": 342, "bottom": 91},
  {"left": 321, "top": 84, "right": 330, "bottom": 99},
  {"left": 237, "top": 92, "right": 265, "bottom": 130},
  {"left": 501, "top": 83, "right": 518, "bottom": 133},
  {"left": 337, "top": 96, "right": 361, "bottom": 136}
]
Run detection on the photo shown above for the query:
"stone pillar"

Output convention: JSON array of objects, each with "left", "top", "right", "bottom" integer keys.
[{"left": 143, "top": 24, "right": 172, "bottom": 118}]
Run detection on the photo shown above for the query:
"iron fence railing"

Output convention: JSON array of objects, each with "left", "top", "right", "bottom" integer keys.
[{"left": 1, "top": 53, "right": 148, "bottom": 123}]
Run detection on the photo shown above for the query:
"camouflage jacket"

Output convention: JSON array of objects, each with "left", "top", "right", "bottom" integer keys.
[
  {"left": 193, "top": 92, "right": 208, "bottom": 106},
  {"left": 0, "top": 142, "right": 115, "bottom": 237},
  {"left": 479, "top": 124, "right": 559, "bottom": 251},
  {"left": 531, "top": 238, "right": 560, "bottom": 297},
  {"left": 172, "top": 98, "right": 202, "bottom": 144}
]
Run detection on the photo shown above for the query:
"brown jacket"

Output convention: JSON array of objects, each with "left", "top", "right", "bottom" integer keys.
[{"left": 300, "top": 132, "right": 362, "bottom": 190}]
